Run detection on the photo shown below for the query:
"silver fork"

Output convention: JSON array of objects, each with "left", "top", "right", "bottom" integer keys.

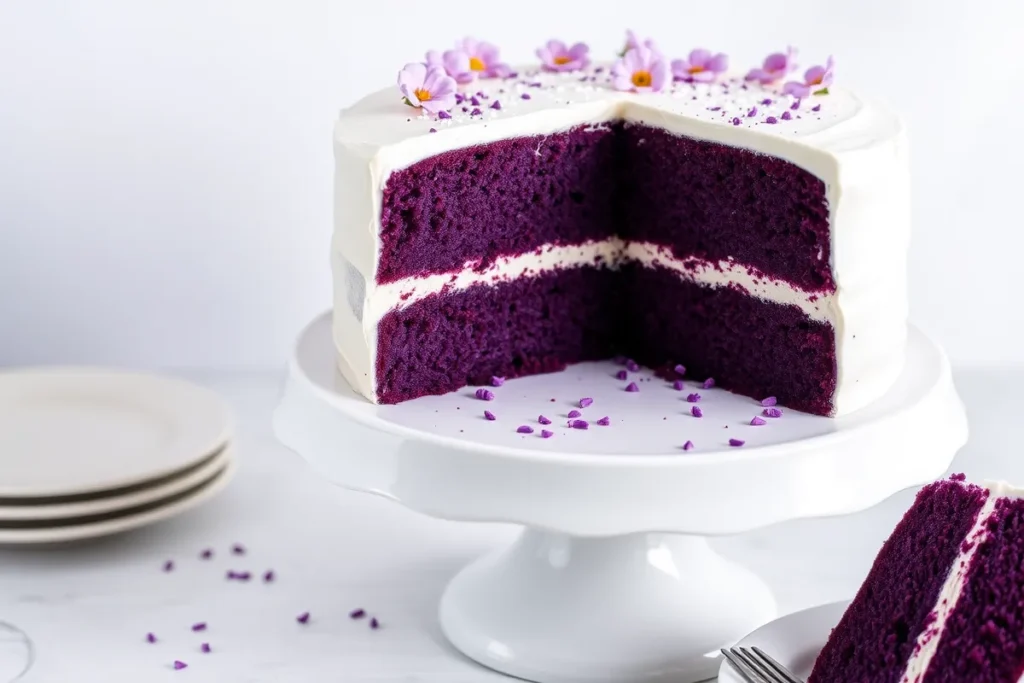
[{"left": 721, "top": 646, "right": 805, "bottom": 683}]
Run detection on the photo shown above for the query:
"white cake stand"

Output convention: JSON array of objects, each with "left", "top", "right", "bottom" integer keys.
[{"left": 273, "top": 314, "right": 967, "bottom": 683}]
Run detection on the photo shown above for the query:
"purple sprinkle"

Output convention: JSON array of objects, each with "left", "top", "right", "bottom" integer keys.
[
  {"left": 428, "top": 127, "right": 437, "bottom": 133},
  {"left": 469, "top": 96, "right": 481, "bottom": 106},
  {"left": 490, "top": 376, "right": 505, "bottom": 387},
  {"left": 490, "top": 100, "right": 502, "bottom": 110},
  {"left": 484, "top": 410, "right": 496, "bottom": 421},
  {"left": 691, "top": 406, "right": 703, "bottom": 418},
  {"left": 538, "top": 415, "right": 552, "bottom": 425},
  {"left": 454, "top": 93, "right": 465, "bottom": 104},
  {"left": 350, "top": 609, "right": 366, "bottom": 619},
  {"left": 200, "top": 549, "right": 213, "bottom": 560},
  {"left": 791, "top": 99, "right": 801, "bottom": 110},
  {"left": 763, "top": 407, "right": 783, "bottom": 418},
  {"left": 192, "top": 623, "right": 207, "bottom": 632},
  {"left": 702, "top": 378, "right": 716, "bottom": 389},
  {"left": 812, "top": 104, "right": 821, "bottom": 112},
  {"left": 707, "top": 106, "right": 721, "bottom": 111},
  {"left": 541, "top": 429, "right": 554, "bottom": 438},
  {"left": 146, "top": 633, "right": 157, "bottom": 644},
  {"left": 579, "top": 397, "right": 594, "bottom": 408},
  {"left": 163, "top": 560, "right": 174, "bottom": 572},
  {"left": 781, "top": 110, "right": 792, "bottom": 120},
  {"left": 517, "top": 425, "right": 534, "bottom": 434},
  {"left": 437, "top": 110, "right": 452, "bottom": 120},
  {"left": 570, "top": 419, "right": 589, "bottom": 430},
  {"left": 475, "top": 388, "right": 495, "bottom": 401},
  {"left": 615, "top": 369, "right": 628, "bottom": 381},
  {"left": 201, "top": 643, "right": 211, "bottom": 653},
  {"left": 761, "top": 396, "right": 778, "bottom": 407},
  {"left": 597, "top": 416, "right": 610, "bottom": 426},
  {"left": 747, "top": 107, "right": 757, "bottom": 117},
  {"left": 521, "top": 93, "right": 531, "bottom": 100},
  {"left": 732, "top": 117, "right": 742, "bottom": 126},
  {"left": 687, "top": 393, "right": 701, "bottom": 403},
  {"left": 729, "top": 438, "right": 745, "bottom": 447},
  {"left": 673, "top": 380, "right": 684, "bottom": 391},
  {"left": 761, "top": 98, "right": 773, "bottom": 105},
  {"left": 296, "top": 612, "right": 310, "bottom": 624},
  {"left": 625, "top": 382, "right": 640, "bottom": 393},
  {"left": 751, "top": 416, "right": 767, "bottom": 426},
  {"left": 263, "top": 570, "right": 275, "bottom": 583},
  {"left": 470, "top": 107, "right": 482, "bottom": 116},
  {"left": 674, "top": 364, "right": 686, "bottom": 376},
  {"left": 568, "top": 409, "right": 581, "bottom": 418},
  {"left": 765, "top": 116, "right": 778, "bottom": 124},
  {"left": 232, "top": 543, "right": 245, "bottom": 555},
  {"left": 370, "top": 617, "right": 380, "bottom": 630},
  {"left": 625, "top": 359, "right": 640, "bottom": 372},
  {"left": 226, "top": 570, "right": 252, "bottom": 581},
  {"left": 174, "top": 661, "right": 188, "bottom": 670},
  {"left": 683, "top": 440, "right": 695, "bottom": 451}
]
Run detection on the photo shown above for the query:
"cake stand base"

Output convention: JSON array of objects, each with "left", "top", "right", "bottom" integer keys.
[{"left": 440, "top": 530, "right": 774, "bottom": 683}]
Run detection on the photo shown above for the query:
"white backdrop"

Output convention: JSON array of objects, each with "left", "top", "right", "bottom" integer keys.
[{"left": 1, "top": 0, "right": 1020, "bottom": 369}]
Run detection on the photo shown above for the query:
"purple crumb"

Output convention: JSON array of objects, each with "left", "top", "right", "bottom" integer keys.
[
  {"left": 673, "top": 380, "right": 684, "bottom": 391},
  {"left": 201, "top": 643, "right": 211, "bottom": 654},
  {"left": 763, "top": 407, "right": 783, "bottom": 418},
  {"left": 475, "top": 388, "right": 495, "bottom": 401},
  {"left": 570, "top": 419, "right": 589, "bottom": 430},
  {"left": 173, "top": 661, "right": 188, "bottom": 670},
  {"left": 765, "top": 116, "right": 778, "bottom": 124},
  {"left": 674, "top": 364, "right": 686, "bottom": 376},
  {"left": 350, "top": 609, "right": 366, "bottom": 619},
  {"left": 469, "top": 96, "right": 481, "bottom": 106},
  {"left": 761, "top": 98, "right": 773, "bottom": 105},
  {"left": 625, "top": 382, "right": 639, "bottom": 393},
  {"left": 296, "top": 612, "right": 310, "bottom": 624},
  {"left": 370, "top": 617, "right": 380, "bottom": 630},
  {"left": 541, "top": 429, "right": 554, "bottom": 438},
  {"left": 163, "top": 560, "right": 174, "bottom": 572},
  {"left": 200, "top": 549, "right": 213, "bottom": 560},
  {"left": 791, "top": 99, "right": 801, "bottom": 110},
  {"left": 761, "top": 396, "right": 778, "bottom": 407},
  {"left": 615, "top": 369, "right": 628, "bottom": 381},
  {"left": 428, "top": 128, "right": 437, "bottom": 133},
  {"left": 691, "top": 406, "right": 703, "bottom": 418},
  {"left": 625, "top": 359, "right": 640, "bottom": 372},
  {"left": 747, "top": 107, "right": 757, "bottom": 117},
  {"left": 729, "top": 438, "right": 745, "bottom": 447},
  {"left": 687, "top": 393, "right": 701, "bottom": 403},
  {"left": 702, "top": 378, "right": 716, "bottom": 389},
  {"left": 438, "top": 110, "right": 452, "bottom": 120},
  {"left": 232, "top": 543, "right": 245, "bottom": 555},
  {"left": 490, "top": 376, "right": 505, "bottom": 387},
  {"left": 521, "top": 93, "right": 531, "bottom": 100},
  {"left": 263, "top": 570, "right": 275, "bottom": 583},
  {"left": 567, "top": 409, "right": 581, "bottom": 418},
  {"left": 484, "top": 410, "right": 496, "bottom": 421},
  {"left": 597, "top": 416, "right": 610, "bottom": 426},
  {"left": 538, "top": 415, "right": 552, "bottom": 425},
  {"left": 191, "top": 623, "right": 207, "bottom": 632},
  {"left": 683, "top": 440, "right": 695, "bottom": 451},
  {"left": 517, "top": 425, "right": 534, "bottom": 434},
  {"left": 490, "top": 100, "right": 502, "bottom": 110},
  {"left": 470, "top": 107, "right": 482, "bottom": 116},
  {"left": 732, "top": 117, "right": 742, "bottom": 126},
  {"left": 750, "top": 416, "right": 767, "bottom": 426},
  {"left": 146, "top": 633, "right": 157, "bottom": 644},
  {"left": 812, "top": 104, "right": 821, "bottom": 112},
  {"left": 781, "top": 110, "right": 792, "bottom": 120},
  {"left": 579, "top": 397, "right": 594, "bottom": 408}
]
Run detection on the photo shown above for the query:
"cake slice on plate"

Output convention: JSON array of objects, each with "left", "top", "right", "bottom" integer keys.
[{"left": 809, "top": 475, "right": 1024, "bottom": 682}]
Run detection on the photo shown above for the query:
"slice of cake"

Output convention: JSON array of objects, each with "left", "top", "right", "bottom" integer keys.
[
  {"left": 809, "top": 475, "right": 1024, "bottom": 682},
  {"left": 332, "top": 34, "right": 910, "bottom": 416}
]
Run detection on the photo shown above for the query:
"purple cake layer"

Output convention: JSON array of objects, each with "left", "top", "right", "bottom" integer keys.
[
  {"left": 920, "top": 497, "right": 1024, "bottom": 682},
  {"left": 622, "top": 264, "right": 836, "bottom": 415},
  {"left": 378, "top": 124, "right": 831, "bottom": 291},
  {"left": 807, "top": 479, "right": 990, "bottom": 683},
  {"left": 375, "top": 267, "right": 621, "bottom": 404}
]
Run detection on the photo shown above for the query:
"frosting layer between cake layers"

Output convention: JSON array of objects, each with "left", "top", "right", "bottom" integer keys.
[{"left": 332, "top": 63, "right": 910, "bottom": 415}]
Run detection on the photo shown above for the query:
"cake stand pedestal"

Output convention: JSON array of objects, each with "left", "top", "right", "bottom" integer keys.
[{"left": 273, "top": 314, "right": 967, "bottom": 683}]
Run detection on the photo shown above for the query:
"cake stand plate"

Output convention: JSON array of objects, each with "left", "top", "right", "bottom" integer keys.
[{"left": 273, "top": 314, "right": 967, "bottom": 683}]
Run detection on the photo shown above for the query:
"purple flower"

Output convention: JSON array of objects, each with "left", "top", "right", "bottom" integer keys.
[
  {"left": 537, "top": 39, "right": 590, "bottom": 72},
  {"left": 745, "top": 46, "right": 798, "bottom": 84},
  {"left": 622, "top": 29, "right": 660, "bottom": 57},
  {"left": 446, "top": 37, "right": 512, "bottom": 81},
  {"left": 671, "top": 49, "right": 728, "bottom": 83},
  {"left": 612, "top": 46, "right": 669, "bottom": 93},
  {"left": 398, "top": 63, "right": 457, "bottom": 114},
  {"left": 783, "top": 56, "right": 834, "bottom": 99}
]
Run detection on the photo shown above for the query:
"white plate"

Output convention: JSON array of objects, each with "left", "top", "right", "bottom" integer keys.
[
  {"left": 0, "top": 367, "right": 233, "bottom": 498},
  {"left": 0, "top": 457, "right": 237, "bottom": 544},
  {"left": 0, "top": 443, "right": 233, "bottom": 520},
  {"left": 717, "top": 600, "right": 850, "bottom": 682}
]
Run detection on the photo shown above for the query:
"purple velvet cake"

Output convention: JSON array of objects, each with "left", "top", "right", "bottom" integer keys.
[
  {"left": 331, "top": 33, "right": 910, "bottom": 417},
  {"left": 808, "top": 475, "right": 1024, "bottom": 683}
]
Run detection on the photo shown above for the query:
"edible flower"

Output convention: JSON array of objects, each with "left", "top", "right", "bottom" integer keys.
[
  {"left": 437, "top": 37, "right": 511, "bottom": 83},
  {"left": 745, "top": 46, "right": 797, "bottom": 84},
  {"left": 612, "top": 45, "right": 668, "bottom": 93},
  {"left": 537, "top": 39, "right": 590, "bottom": 72},
  {"left": 783, "top": 56, "right": 834, "bottom": 98},
  {"left": 671, "top": 49, "right": 728, "bottom": 82},
  {"left": 398, "top": 63, "right": 456, "bottom": 114},
  {"left": 621, "top": 29, "right": 660, "bottom": 57}
]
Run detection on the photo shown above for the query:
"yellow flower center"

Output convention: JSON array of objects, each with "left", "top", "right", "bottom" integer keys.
[
  {"left": 554, "top": 55, "right": 572, "bottom": 65},
  {"left": 469, "top": 56, "right": 486, "bottom": 71},
  {"left": 414, "top": 88, "right": 432, "bottom": 102},
  {"left": 631, "top": 70, "right": 652, "bottom": 88},
  {"left": 809, "top": 74, "right": 823, "bottom": 85},
  {"left": 688, "top": 65, "right": 705, "bottom": 74}
]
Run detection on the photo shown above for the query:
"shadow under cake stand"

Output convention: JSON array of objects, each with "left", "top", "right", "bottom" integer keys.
[{"left": 273, "top": 314, "right": 967, "bottom": 683}]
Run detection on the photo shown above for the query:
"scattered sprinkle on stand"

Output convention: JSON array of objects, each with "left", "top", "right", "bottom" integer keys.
[
  {"left": 691, "top": 406, "right": 703, "bottom": 418},
  {"left": 673, "top": 380, "right": 684, "bottom": 391},
  {"left": 146, "top": 633, "right": 157, "bottom": 644},
  {"left": 683, "top": 440, "right": 695, "bottom": 451},
  {"left": 687, "top": 393, "right": 701, "bottom": 403},
  {"left": 625, "top": 360, "right": 640, "bottom": 372},
  {"left": 579, "top": 397, "right": 594, "bottom": 408},
  {"left": 761, "top": 396, "right": 778, "bottom": 407},
  {"left": 763, "top": 407, "right": 783, "bottom": 418},
  {"left": 191, "top": 623, "right": 207, "bottom": 632},
  {"left": 541, "top": 429, "right": 554, "bottom": 438},
  {"left": 597, "top": 416, "right": 610, "bottom": 426},
  {"left": 370, "top": 617, "right": 380, "bottom": 630},
  {"left": 349, "top": 609, "right": 366, "bottom": 620},
  {"left": 162, "top": 560, "right": 174, "bottom": 572},
  {"left": 201, "top": 643, "right": 211, "bottom": 654},
  {"left": 570, "top": 419, "right": 589, "bottom": 430},
  {"left": 625, "top": 382, "right": 639, "bottom": 393},
  {"left": 173, "top": 661, "right": 188, "bottom": 671},
  {"left": 702, "top": 378, "right": 716, "bottom": 389},
  {"left": 729, "top": 438, "right": 745, "bottom": 447},
  {"left": 296, "top": 612, "right": 310, "bottom": 625},
  {"left": 750, "top": 416, "right": 767, "bottom": 426},
  {"left": 200, "top": 549, "right": 213, "bottom": 560},
  {"left": 538, "top": 415, "right": 552, "bottom": 425},
  {"left": 490, "top": 376, "right": 505, "bottom": 387},
  {"left": 232, "top": 543, "right": 246, "bottom": 556},
  {"left": 615, "top": 370, "right": 628, "bottom": 381},
  {"left": 674, "top": 364, "right": 686, "bottom": 376},
  {"left": 263, "top": 570, "right": 275, "bottom": 583},
  {"left": 475, "top": 388, "right": 495, "bottom": 401},
  {"left": 484, "top": 410, "right": 496, "bottom": 421},
  {"left": 567, "top": 409, "right": 581, "bottom": 418},
  {"left": 517, "top": 425, "right": 534, "bottom": 434}
]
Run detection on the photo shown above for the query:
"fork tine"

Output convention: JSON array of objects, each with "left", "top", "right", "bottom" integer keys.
[
  {"left": 751, "top": 646, "right": 804, "bottom": 683},
  {"left": 721, "top": 648, "right": 767, "bottom": 683},
  {"left": 737, "top": 648, "right": 784, "bottom": 683}
]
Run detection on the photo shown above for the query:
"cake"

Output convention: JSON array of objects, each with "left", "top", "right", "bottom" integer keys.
[
  {"left": 809, "top": 475, "right": 1024, "bottom": 682},
  {"left": 332, "top": 33, "right": 910, "bottom": 416}
]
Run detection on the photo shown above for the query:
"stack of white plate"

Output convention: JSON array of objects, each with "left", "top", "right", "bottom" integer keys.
[{"left": 0, "top": 368, "right": 235, "bottom": 544}]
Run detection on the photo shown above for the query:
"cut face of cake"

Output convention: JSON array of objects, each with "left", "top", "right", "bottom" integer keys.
[
  {"left": 332, "top": 50, "right": 910, "bottom": 416},
  {"left": 808, "top": 475, "right": 1024, "bottom": 682}
]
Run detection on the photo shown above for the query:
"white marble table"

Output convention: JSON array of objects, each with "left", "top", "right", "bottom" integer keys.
[{"left": 0, "top": 367, "right": 1015, "bottom": 682}]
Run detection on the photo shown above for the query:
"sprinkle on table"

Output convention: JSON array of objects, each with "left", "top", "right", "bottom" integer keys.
[
  {"left": 615, "top": 370, "right": 628, "bottom": 381},
  {"left": 683, "top": 440, "right": 695, "bottom": 451},
  {"left": 673, "top": 380, "right": 684, "bottom": 391},
  {"left": 146, "top": 633, "right": 157, "bottom": 644},
  {"left": 484, "top": 410, "right": 496, "bottom": 421},
  {"left": 263, "top": 570, "right": 275, "bottom": 583},
  {"left": 232, "top": 543, "right": 246, "bottom": 556},
  {"left": 200, "top": 549, "right": 213, "bottom": 560},
  {"left": 541, "top": 429, "right": 554, "bottom": 438},
  {"left": 625, "top": 359, "right": 640, "bottom": 372},
  {"left": 763, "top": 407, "right": 783, "bottom": 418},
  {"left": 567, "top": 409, "right": 581, "bottom": 418},
  {"left": 760, "top": 396, "right": 778, "bottom": 407},
  {"left": 597, "top": 416, "right": 610, "bottom": 426},
  {"left": 191, "top": 623, "right": 207, "bottom": 632},
  {"left": 687, "top": 393, "right": 701, "bottom": 403},
  {"left": 625, "top": 382, "right": 640, "bottom": 393},
  {"left": 702, "top": 378, "right": 716, "bottom": 389},
  {"left": 517, "top": 425, "right": 534, "bottom": 434},
  {"left": 579, "top": 397, "right": 594, "bottom": 408},
  {"left": 570, "top": 419, "right": 589, "bottom": 430},
  {"left": 538, "top": 415, "right": 552, "bottom": 425},
  {"left": 162, "top": 560, "right": 174, "bottom": 572},
  {"left": 475, "top": 388, "right": 495, "bottom": 401},
  {"left": 350, "top": 608, "right": 366, "bottom": 619},
  {"left": 201, "top": 643, "right": 211, "bottom": 654},
  {"left": 691, "top": 406, "right": 703, "bottom": 418},
  {"left": 729, "top": 438, "right": 745, "bottom": 447},
  {"left": 297, "top": 612, "right": 311, "bottom": 624},
  {"left": 750, "top": 416, "right": 767, "bottom": 426},
  {"left": 173, "top": 661, "right": 188, "bottom": 670},
  {"left": 491, "top": 376, "right": 505, "bottom": 387},
  {"left": 370, "top": 617, "right": 380, "bottom": 630},
  {"left": 521, "top": 93, "right": 531, "bottom": 100}
]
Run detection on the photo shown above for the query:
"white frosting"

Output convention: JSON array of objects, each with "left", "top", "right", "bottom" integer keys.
[{"left": 332, "top": 63, "right": 910, "bottom": 414}]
